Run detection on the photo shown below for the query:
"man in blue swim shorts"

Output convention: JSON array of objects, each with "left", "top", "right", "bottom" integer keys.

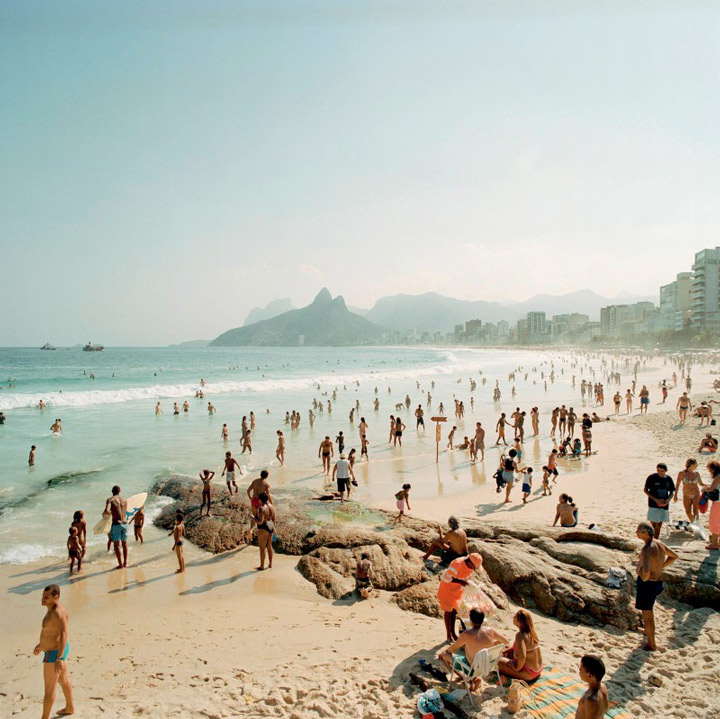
[
  {"left": 34, "top": 584, "right": 74, "bottom": 719},
  {"left": 105, "top": 484, "right": 129, "bottom": 568}
]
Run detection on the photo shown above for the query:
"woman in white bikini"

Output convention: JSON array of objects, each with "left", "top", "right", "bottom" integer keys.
[{"left": 674, "top": 458, "right": 701, "bottom": 522}]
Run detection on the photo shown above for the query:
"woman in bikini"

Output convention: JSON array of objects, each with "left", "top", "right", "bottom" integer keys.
[
  {"left": 388, "top": 415, "right": 395, "bottom": 443},
  {"left": 171, "top": 511, "right": 185, "bottom": 573},
  {"left": 553, "top": 493, "right": 578, "bottom": 527},
  {"left": 674, "top": 458, "right": 701, "bottom": 522},
  {"left": 256, "top": 492, "right": 275, "bottom": 570},
  {"left": 498, "top": 609, "right": 544, "bottom": 682}
]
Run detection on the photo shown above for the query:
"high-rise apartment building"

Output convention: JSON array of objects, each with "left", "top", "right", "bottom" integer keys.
[
  {"left": 691, "top": 248, "right": 720, "bottom": 332},
  {"left": 659, "top": 272, "right": 692, "bottom": 331}
]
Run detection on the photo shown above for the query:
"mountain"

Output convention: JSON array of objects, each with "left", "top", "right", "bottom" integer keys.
[
  {"left": 243, "top": 298, "right": 294, "bottom": 326},
  {"left": 365, "top": 293, "right": 519, "bottom": 333},
  {"left": 211, "top": 289, "right": 387, "bottom": 346},
  {"left": 168, "top": 339, "right": 210, "bottom": 348}
]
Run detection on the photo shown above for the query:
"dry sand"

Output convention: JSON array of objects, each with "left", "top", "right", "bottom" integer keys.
[{"left": 3, "top": 361, "right": 720, "bottom": 718}]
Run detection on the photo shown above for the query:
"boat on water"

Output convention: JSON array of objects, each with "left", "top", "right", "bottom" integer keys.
[
  {"left": 83, "top": 342, "right": 104, "bottom": 352},
  {"left": 40, "top": 343, "right": 56, "bottom": 350}
]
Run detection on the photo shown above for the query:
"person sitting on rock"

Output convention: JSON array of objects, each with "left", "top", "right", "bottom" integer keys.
[
  {"left": 438, "top": 609, "right": 508, "bottom": 690},
  {"left": 422, "top": 516, "right": 468, "bottom": 565},
  {"left": 553, "top": 494, "right": 578, "bottom": 528},
  {"left": 355, "top": 552, "right": 373, "bottom": 599},
  {"left": 498, "top": 609, "right": 544, "bottom": 682}
]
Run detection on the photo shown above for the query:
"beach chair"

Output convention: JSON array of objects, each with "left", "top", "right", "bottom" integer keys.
[{"left": 450, "top": 644, "right": 503, "bottom": 706}]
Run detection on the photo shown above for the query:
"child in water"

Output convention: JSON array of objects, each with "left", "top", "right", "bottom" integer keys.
[
  {"left": 134, "top": 507, "right": 145, "bottom": 543},
  {"left": 393, "top": 484, "right": 412, "bottom": 524}
]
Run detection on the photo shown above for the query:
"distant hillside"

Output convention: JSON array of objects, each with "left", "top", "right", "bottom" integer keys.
[
  {"left": 243, "top": 298, "right": 294, "bottom": 326},
  {"left": 366, "top": 293, "right": 518, "bottom": 333},
  {"left": 508, "top": 290, "right": 657, "bottom": 321},
  {"left": 211, "top": 289, "right": 386, "bottom": 346},
  {"left": 169, "top": 339, "right": 210, "bottom": 348}
]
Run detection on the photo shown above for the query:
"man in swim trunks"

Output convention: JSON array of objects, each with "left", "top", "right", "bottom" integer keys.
[
  {"left": 422, "top": 516, "right": 468, "bottom": 564},
  {"left": 332, "top": 453, "right": 356, "bottom": 503},
  {"left": 222, "top": 451, "right": 241, "bottom": 495},
  {"left": 199, "top": 469, "right": 215, "bottom": 516},
  {"left": 415, "top": 404, "right": 425, "bottom": 430},
  {"left": 34, "top": 584, "right": 74, "bottom": 719},
  {"left": 438, "top": 608, "right": 508, "bottom": 689},
  {"left": 639, "top": 385, "right": 649, "bottom": 414},
  {"left": 318, "top": 436, "right": 334, "bottom": 475},
  {"left": 104, "top": 485, "right": 128, "bottom": 569},
  {"left": 635, "top": 520, "right": 677, "bottom": 651},
  {"left": 644, "top": 463, "right": 675, "bottom": 538},
  {"left": 246, "top": 470, "right": 272, "bottom": 541},
  {"left": 473, "top": 423, "right": 486, "bottom": 461}
]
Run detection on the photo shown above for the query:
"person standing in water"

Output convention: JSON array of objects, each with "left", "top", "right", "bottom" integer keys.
[
  {"left": 29, "top": 444, "right": 37, "bottom": 466},
  {"left": 104, "top": 485, "right": 128, "bottom": 569},
  {"left": 276, "top": 430, "right": 285, "bottom": 466},
  {"left": 50, "top": 419, "right": 63, "bottom": 435},
  {"left": 34, "top": 584, "right": 75, "bottom": 719},
  {"left": 318, "top": 436, "right": 334, "bottom": 475}
]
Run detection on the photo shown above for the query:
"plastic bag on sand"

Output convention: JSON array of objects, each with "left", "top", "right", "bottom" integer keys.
[{"left": 456, "top": 583, "right": 496, "bottom": 620}]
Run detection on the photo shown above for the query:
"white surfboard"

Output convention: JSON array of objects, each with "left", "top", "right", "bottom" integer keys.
[{"left": 93, "top": 492, "right": 148, "bottom": 534}]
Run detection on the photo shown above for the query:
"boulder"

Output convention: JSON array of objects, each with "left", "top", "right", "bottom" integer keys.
[
  {"left": 296, "top": 555, "right": 348, "bottom": 600},
  {"left": 529, "top": 537, "right": 624, "bottom": 574},
  {"left": 392, "top": 581, "right": 442, "bottom": 618},
  {"left": 662, "top": 549, "right": 720, "bottom": 610}
]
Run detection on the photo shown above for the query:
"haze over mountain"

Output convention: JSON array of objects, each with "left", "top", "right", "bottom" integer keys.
[
  {"left": 243, "top": 298, "right": 295, "bottom": 326},
  {"left": 211, "top": 289, "right": 386, "bottom": 347}
]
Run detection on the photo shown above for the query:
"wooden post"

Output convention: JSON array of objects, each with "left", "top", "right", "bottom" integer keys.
[{"left": 431, "top": 416, "right": 447, "bottom": 463}]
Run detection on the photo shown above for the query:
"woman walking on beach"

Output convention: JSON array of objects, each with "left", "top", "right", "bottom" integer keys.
[
  {"left": 498, "top": 609, "right": 544, "bottom": 682},
  {"left": 388, "top": 415, "right": 395, "bottom": 443},
  {"left": 393, "top": 484, "right": 411, "bottom": 523},
  {"left": 674, "top": 458, "right": 701, "bottom": 522},
  {"left": 393, "top": 417, "right": 406, "bottom": 447},
  {"left": 704, "top": 461, "right": 720, "bottom": 551},
  {"left": 275, "top": 431, "right": 285, "bottom": 466},
  {"left": 255, "top": 492, "right": 275, "bottom": 570}
]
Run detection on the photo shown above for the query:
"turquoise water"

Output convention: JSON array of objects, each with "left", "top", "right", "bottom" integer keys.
[{"left": 0, "top": 346, "right": 622, "bottom": 563}]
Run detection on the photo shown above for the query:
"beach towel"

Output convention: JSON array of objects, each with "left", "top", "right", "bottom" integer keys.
[{"left": 512, "top": 666, "right": 632, "bottom": 719}]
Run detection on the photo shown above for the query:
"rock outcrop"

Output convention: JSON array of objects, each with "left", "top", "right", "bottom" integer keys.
[{"left": 151, "top": 476, "right": 718, "bottom": 627}]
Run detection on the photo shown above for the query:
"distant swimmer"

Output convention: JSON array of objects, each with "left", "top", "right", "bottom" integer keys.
[
  {"left": 241, "top": 429, "right": 252, "bottom": 454},
  {"left": 393, "top": 417, "right": 406, "bottom": 447},
  {"left": 155, "top": 402, "right": 162, "bottom": 416},
  {"left": 415, "top": 405, "right": 425, "bottom": 430},
  {"left": 182, "top": 401, "right": 190, "bottom": 413},
  {"left": 276, "top": 430, "right": 285, "bottom": 466},
  {"left": 222, "top": 451, "right": 241, "bottom": 495},
  {"left": 319, "top": 436, "right": 334, "bottom": 475},
  {"left": 173, "top": 403, "right": 180, "bottom": 415},
  {"left": 207, "top": 402, "right": 216, "bottom": 415},
  {"left": 38, "top": 400, "right": 46, "bottom": 410},
  {"left": 308, "top": 409, "right": 315, "bottom": 427},
  {"left": 199, "top": 469, "right": 215, "bottom": 516},
  {"left": 221, "top": 423, "right": 229, "bottom": 441},
  {"left": 50, "top": 419, "right": 63, "bottom": 435},
  {"left": 104, "top": 485, "right": 128, "bottom": 569},
  {"left": 34, "top": 584, "right": 75, "bottom": 719},
  {"left": 29, "top": 445, "right": 36, "bottom": 466}
]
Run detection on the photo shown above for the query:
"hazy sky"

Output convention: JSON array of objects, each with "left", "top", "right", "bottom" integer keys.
[{"left": 2, "top": 1, "right": 718, "bottom": 345}]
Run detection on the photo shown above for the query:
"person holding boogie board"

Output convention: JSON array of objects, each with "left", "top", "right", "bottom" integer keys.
[{"left": 105, "top": 486, "right": 128, "bottom": 569}]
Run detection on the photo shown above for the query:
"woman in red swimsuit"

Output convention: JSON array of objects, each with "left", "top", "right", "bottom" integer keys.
[{"left": 498, "top": 609, "right": 544, "bottom": 681}]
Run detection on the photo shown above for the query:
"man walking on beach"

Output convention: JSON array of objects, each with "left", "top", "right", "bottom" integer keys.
[
  {"left": 635, "top": 521, "right": 677, "bottom": 651},
  {"left": 332, "top": 453, "right": 355, "bottom": 503},
  {"left": 104, "top": 485, "right": 128, "bottom": 569},
  {"left": 34, "top": 584, "right": 75, "bottom": 719},
  {"left": 319, "top": 436, "right": 334, "bottom": 475},
  {"left": 644, "top": 463, "right": 675, "bottom": 538}
]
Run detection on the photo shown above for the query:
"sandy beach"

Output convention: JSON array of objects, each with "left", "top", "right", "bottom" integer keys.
[{"left": 3, "top": 362, "right": 720, "bottom": 719}]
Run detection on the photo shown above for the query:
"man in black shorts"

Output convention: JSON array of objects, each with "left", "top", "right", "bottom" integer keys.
[
  {"left": 332, "top": 453, "right": 356, "bottom": 503},
  {"left": 415, "top": 405, "right": 425, "bottom": 430}
]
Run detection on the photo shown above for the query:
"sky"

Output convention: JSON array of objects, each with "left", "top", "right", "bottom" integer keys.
[{"left": 1, "top": 0, "right": 719, "bottom": 345}]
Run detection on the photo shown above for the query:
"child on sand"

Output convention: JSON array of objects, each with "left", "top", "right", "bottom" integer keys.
[
  {"left": 67, "top": 527, "right": 82, "bottom": 575},
  {"left": 71, "top": 510, "right": 87, "bottom": 557},
  {"left": 133, "top": 506, "right": 145, "bottom": 543},
  {"left": 522, "top": 467, "right": 533, "bottom": 503},
  {"left": 171, "top": 510, "right": 185, "bottom": 573},
  {"left": 393, "top": 484, "right": 411, "bottom": 523}
]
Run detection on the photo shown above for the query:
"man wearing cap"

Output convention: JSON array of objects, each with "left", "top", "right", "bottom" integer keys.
[
  {"left": 437, "top": 553, "right": 483, "bottom": 642},
  {"left": 332, "top": 452, "right": 356, "bottom": 503}
]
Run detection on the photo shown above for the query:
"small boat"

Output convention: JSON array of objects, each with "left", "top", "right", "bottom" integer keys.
[
  {"left": 83, "top": 342, "right": 104, "bottom": 352},
  {"left": 40, "top": 343, "right": 56, "bottom": 350}
]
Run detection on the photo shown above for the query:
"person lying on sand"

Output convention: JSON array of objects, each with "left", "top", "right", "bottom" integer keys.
[{"left": 698, "top": 434, "right": 718, "bottom": 453}]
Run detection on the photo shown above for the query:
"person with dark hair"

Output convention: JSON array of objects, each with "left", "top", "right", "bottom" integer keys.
[
  {"left": 703, "top": 460, "right": 720, "bottom": 551},
  {"left": 34, "top": 584, "right": 75, "bottom": 719},
  {"left": 438, "top": 608, "right": 508, "bottom": 690},
  {"left": 437, "top": 554, "right": 483, "bottom": 642},
  {"left": 644, "top": 463, "right": 675, "bottom": 538},
  {"left": 104, "top": 485, "right": 128, "bottom": 569},
  {"left": 553, "top": 494, "right": 578, "bottom": 527},
  {"left": 171, "top": 511, "right": 185, "bottom": 573},
  {"left": 255, "top": 492, "right": 275, "bottom": 571},
  {"left": 355, "top": 552, "right": 373, "bottom": 598},
  {"left": 422, "top": 516, "right": 468, "bottom": 564},
  {"left": 635, "top": 521, "right": 677, "bottom": 650},
  {"left": 576, "top": 654, "right": 609, "bottom": 718}
]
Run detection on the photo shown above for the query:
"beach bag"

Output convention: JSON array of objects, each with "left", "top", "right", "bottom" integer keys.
[
  {"left": 707, "top": 488, "right": 720, "bottom": 502},
  {"left": 699, "top": 493, "right": 710, "bottom": 514},
  {"left": 506, "top": 680, "right": 531, "bottom": 714}
]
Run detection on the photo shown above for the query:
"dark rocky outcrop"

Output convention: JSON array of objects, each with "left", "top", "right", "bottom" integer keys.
[{"left": 151, "top": 476, "right": 719, "bottom": 627}]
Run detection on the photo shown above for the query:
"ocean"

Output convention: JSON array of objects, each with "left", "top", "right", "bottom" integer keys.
[{"left": 0, "top": 345, "right": 629, "bottom": 564}]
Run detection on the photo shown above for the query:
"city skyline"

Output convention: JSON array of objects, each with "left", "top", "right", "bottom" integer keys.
[{"left": 2, "top": 2, "right": 719, "bottom": 345}]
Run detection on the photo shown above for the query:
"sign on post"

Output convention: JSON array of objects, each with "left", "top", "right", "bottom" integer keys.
[{"left": 431, "top": 416, "right": 447, "bottom": 463}]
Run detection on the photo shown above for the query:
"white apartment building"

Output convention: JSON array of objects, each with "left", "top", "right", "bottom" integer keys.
[{"left": 691, "top": 248, "right": 720, "bottom": 332}]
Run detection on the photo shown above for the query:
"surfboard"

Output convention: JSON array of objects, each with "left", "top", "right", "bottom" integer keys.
[{"left": 93, "top": 492, "right": 148, "bottom": 534}]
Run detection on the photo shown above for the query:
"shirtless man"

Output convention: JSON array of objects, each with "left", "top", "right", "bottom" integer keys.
[
  {"left": 50, "top": 419, "right": 63, "bottom": 435},
  {"left": 318, "top": 436, "right": 334, "bottom": 475},
  {"left": 415, "top": 404, "right": 425, "bottom": 430},
  {"left": 438, "top": 609, "right": 508, "bottom": 690},
  {"left": 495, "top": 413, "right": 511, "bottom": 446},
  {"left": 635, "top": 520, "right": 678, "bottom": 650},
  {"left": 221, "top": 423, "right": 229, "bottom": 441},
  {"left": 155, "top": 402, "right": 162, "bottom": 416},
  {"left": 222, "top": 451, "right": 241, "bottom": 495},
  {"left": 447, "top": 425, "right": 457, "bottom": 449},
  {"left": 473, "top": 423, "right": 485, "bottom": 461},
  {"left": 246, "top": 470, "right": 272, "bottom": 540},
  {"left": 276, "top": 430, "right": 285, "bottom": 466},
  {"left": 199, "top": 469, "right": 215, "bottom": 516},
  {"left": 104, "top": 485, "right": 128, "bottom": 569},
  {"left": 241, "top": 429, "right": 252, "bottom": 454},
  {"left": 34, "top": 585, "right": 75, "bottom": 719},
  {"left": 422, "top": 516, "right": 468, "bottom": 564},
  {"left": 355, "top": 552, "right": 373, "bottom": 598},
  {"left": 639, "top": 385, "right": 650, "bottom": 414},
  {"left": 575, "top": 655, "right": 609, "bottom": 719},
  {"left": 29, "top": 444, "right": 37, "bottom": 466}
]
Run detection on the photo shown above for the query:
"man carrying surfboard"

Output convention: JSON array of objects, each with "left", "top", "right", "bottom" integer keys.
[{"left": 104, "top": 486, "right": 128, "bottom": 569}]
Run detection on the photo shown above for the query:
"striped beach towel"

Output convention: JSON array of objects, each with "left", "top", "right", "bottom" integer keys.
[{"left": 519, "top": 666, "right": 632, "bottom": 719}]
